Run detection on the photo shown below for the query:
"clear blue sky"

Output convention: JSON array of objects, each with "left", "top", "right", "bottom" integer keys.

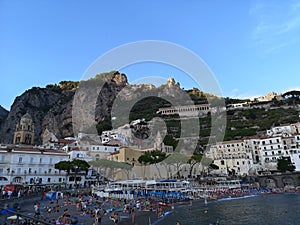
[{"left": 1, "top": 0, "right": 300, "bottom": 110}]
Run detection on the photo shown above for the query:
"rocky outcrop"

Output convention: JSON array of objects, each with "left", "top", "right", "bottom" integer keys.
[
  {"left": 0, "top": 71, "right": 190, "bottom": 144},
  {"left": 0, "top": 72, "right": 133, "bottom": 144},
  {"left": 0, "top": 105, "right": 8, "bottom": 126},
  {"left": 0, "top": 87, "right": 69, "bottom": 144}
]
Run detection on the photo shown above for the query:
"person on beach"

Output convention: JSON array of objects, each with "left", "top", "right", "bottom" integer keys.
[
  {"left": 189, "top": 199, "right": 193, "bottom": 210},
  {"left": 114, "top": 212, "right": 120, "bottom": 225},
  {"left": 131, "top": 207, "right": 135, "bottom": 224}
]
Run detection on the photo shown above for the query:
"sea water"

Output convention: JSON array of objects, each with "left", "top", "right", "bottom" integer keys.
[{"left": 155, "top": 193, "right": 300, "bottom": 225}]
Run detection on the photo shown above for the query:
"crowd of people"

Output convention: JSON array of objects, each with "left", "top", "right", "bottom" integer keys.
[{"left": 1, "top": 187, "right": 183, "bottom": 225}]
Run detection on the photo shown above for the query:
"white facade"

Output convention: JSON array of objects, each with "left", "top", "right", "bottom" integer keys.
[
  {"left": 257, "top": 136, "right": 284, "bottom": 170},
  {"left": 156, "top": 104, "right": 210, "bottom": 117},
  {"left": 0, "top": 146, "right": 68, "bottom": 186},
  {"left": 266, "top": 124, "right": 294, "bottom": 137},
  {"left": 227, "top": 102, "right": 249, "bottom": 110},
  {"left": 208, "top": 140, "right": 254, "bottom": 176}
]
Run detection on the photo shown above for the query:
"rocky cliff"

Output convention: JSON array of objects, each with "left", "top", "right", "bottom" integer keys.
[
  {"left": 0, "top": 70, "right": 216, "bottom": 145},
  {"left": 0, "top": 71, "right": 181, "bottom": 144},
  {"left": 0, "top": 105, "right": 8, "bottom": 125}
]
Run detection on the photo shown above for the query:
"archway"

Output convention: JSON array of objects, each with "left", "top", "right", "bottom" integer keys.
[
  {"left": 282, "top": 176, "right": 295, "bottom": 187},
  {"left": 265, "top": 177, "right": 277, "bottom": 188}
]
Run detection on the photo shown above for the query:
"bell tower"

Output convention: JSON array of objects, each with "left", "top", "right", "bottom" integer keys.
[{"left": 13, "top": 112, "right": 35, "bottom": 145}]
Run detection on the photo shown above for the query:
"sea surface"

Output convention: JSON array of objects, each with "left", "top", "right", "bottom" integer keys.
[{"left": 154, "top": 193, "right": 300, "bottom": 225}]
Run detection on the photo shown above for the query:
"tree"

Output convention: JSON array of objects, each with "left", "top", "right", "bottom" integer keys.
[
  {"left": 54, "top": 160, "right": 73, "bottom": 175},
  {"left": 54, "top": 159, "right": 90, "bottom": 185},
  {"left": 89, "top": 159, "right": 133, "bottom": 180},
  {"left": 150, "top": 150, "right": 167, "bottom": 178},
  {"left": 188, "top": 154, "right": 203, "bottom": 178},
  {"left": 277, "top": 157, "right": 296, "bottom": 172},
  {"left": 138, "top": 150, "right": 167, "bottom": 178},
  {"left": 138, "top": 152, "right": 153, "bottom": 178},
  {"left": 163, "top": 153, "right": 189, "bottom": 178},
  {"left": 72, "top": 159, "right": 90, "bottom": 172}
]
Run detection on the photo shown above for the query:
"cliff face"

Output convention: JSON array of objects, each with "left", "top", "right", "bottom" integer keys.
[
  {"left": 0, "top": 106, "right": 9, "bottom": 126},
  {"left": 0, "top": 71, "right": 190, "bottom": 144},
  {"left": 0, "top": 72, "right": 135, "bottom": 144},
  {"left": 0, "top": 87, "right": 71, "bottom": 144}
]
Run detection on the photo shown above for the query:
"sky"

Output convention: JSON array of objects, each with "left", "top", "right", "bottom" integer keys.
[{"left": 1, "top": 0, "right": 300, "bottom": 110}]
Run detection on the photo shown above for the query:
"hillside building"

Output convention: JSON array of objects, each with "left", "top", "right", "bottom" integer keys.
[
  {"left": 156, "top": 104, "right": 210, "bottom": 117},
  {"left": 207, "top": 140, "right": 254, "bottom": 176}
]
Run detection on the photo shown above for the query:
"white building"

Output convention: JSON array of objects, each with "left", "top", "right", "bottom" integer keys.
[
  {"left": 257, "top": 136, "right": 285, "bottom": 171},
  {"left": 266, "top": 124, "right": 293, "bottom": 137},
  {"left": 156, "top": 104, "right": 210, "bottom": 117},
  {"left": 227, "top": 102, "right": 249, "bottom": 110},
  {"left": 0, "top": 146, "right": 68, "bottom": 186},
  {"left": 208, "top": 140, "right": 254, "bottom": 176}
]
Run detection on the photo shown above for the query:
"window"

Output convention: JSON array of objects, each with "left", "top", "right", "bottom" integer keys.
[
  {"left": 18, "top": 157, "right": 22, "bottom": 163},
  {"left": 237, "top": 161, "right": 239, "bottom": 165},
  {"left": 39, "top": 158, "right": 42, "bottom": 163},
  {"left": 221, "top": 160, "right": 225, "bottom": 165},
  {"left": 265, "top": 152, "right": 268, "bottom": 156},
  {"left": 50, "top": 158, "right": 53, "bottom": 164}
]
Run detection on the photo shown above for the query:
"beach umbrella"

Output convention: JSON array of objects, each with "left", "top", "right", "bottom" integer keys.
[{"left": 7, "top": 215, "right": 23, "bottom": 220}]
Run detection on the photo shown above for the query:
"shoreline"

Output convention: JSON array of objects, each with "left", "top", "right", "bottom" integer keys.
[{"left": 1, "top": 190, "right": 299, "bottom": 225}]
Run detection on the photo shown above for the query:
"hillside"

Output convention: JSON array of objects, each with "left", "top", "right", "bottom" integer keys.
[{"left": 0, "top": 71, "right": 299, "bottom": 147}]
